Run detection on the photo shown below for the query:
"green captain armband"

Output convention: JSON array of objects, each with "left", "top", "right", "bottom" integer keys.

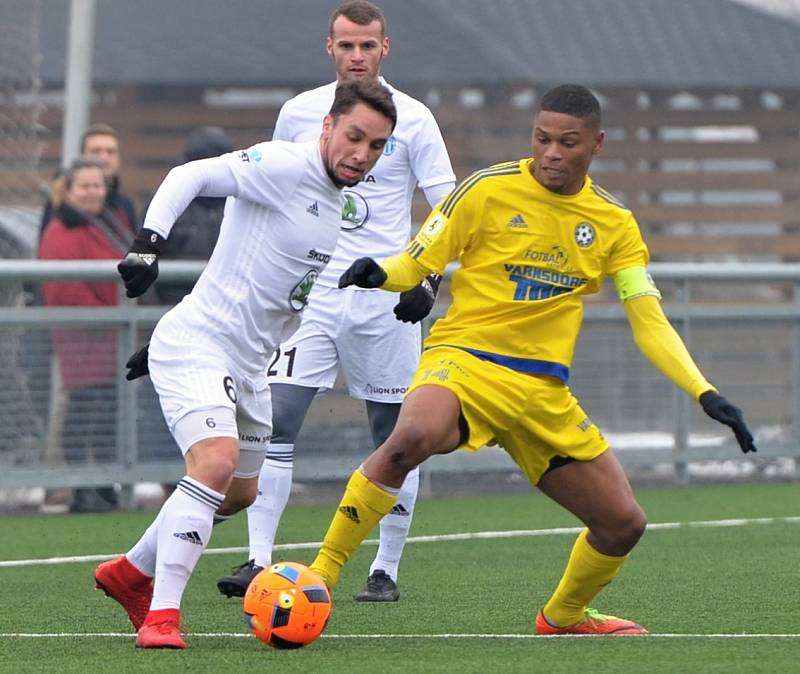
[{"left": 613, "top": 266, "right": 661, "bottom": 302}]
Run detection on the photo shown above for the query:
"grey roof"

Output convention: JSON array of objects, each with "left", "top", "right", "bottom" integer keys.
[{"left": 33, "top": 0, "right": 800, "bottom": 87}]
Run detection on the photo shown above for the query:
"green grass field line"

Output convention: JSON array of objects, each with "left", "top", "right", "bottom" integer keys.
[
  {"left": 2, "top": 482, "right": 799, "bottom": 674},
  {"left": 3, "top": 514, "right": 800, "bottom": 567}
]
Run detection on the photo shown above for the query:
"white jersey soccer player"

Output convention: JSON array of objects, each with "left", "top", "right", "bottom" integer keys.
[
  {"left": 94, "top": 79, "right": 396, "bottom": 649},
  {"left": 273, "top": 79, "right": 455, "bottom": 291},
  {"left": 218, "top": 28, "right": 456, "bottom": 602},
  {"left": 268, "top": 79, "right": 455, "bottom": 401},
  {"left": 145, "top": 139, "right": 343, "bottom": 472}
]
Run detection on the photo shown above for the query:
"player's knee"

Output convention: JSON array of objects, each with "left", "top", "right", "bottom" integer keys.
[
  {"left": 201, "top": 460, "right": 237, "bottom": 492},
  {"left": 188, "top": 443, "right": 238, "bottom": 492},
  {"left": 614, "top": 506, "right": 647, "bottom": 550},
  {"left": 590, "top": 504, "right": 646, "bottom": 555},
  {"left": 366, "top": 401, "right": 401, "bottom": 447},
  {"left": 270, "top": 415, "right": 300, "bottom": 445},
  {"left": 626, "top": 509, "right": 647, "bottom": 544},
  {"left": 269, "top": 384, "right": 316, "bottom": 443},
  {"left": 382, "top": 425, "right": 437, "bottom": 468}
]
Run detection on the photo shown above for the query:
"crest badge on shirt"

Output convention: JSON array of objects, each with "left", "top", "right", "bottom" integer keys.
[
  {"left": 382, "top": 135, "right": 397, "bottom": 156},
  {"left": 238, "top": 149, "right": 262, "bottom": 163},
  {"left": 574, "top": 222, "right": 596, "bottom": 248}
]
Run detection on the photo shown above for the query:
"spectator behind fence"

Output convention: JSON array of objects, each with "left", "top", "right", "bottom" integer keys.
[
  {"left": 40, "top": 123, "right": 137, "bottom": 239},
  {"left": 30, "top": 127, "right": 136, "bottom": 486},
  {"left": 152, "top": 126, "right": 233, "bottom": 305},
  {"left": 38, "top": 158, "right": 135, "bottom": 513}
]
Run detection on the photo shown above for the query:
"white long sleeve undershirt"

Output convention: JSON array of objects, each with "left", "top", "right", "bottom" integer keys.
[
  {"left": 142, "top": 156, "right": 239, "bottom": 239},
  {"left": 423, "top": 181, "right": 456, "bottom": 209}
]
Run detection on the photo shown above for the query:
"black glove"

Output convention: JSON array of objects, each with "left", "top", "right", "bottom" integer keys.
[
  {"left": 338, "top": 257, "right": 387, "bottom": 289},
  {"left": 699, "top": 390, "right": 757, "bottom": 454},
  {"left": 125, "top": 342, "right": 150, "bottom": 381},
  {"left": 117, "top": 228, "right": 165, "bottom": 298},
  {"left": 393, "top": 273, "right": 441, "bottom": 324}
]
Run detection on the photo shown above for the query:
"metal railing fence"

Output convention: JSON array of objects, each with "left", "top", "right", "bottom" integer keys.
[{"left": 0, "top": 260, "right": 796, "bottom": 493}]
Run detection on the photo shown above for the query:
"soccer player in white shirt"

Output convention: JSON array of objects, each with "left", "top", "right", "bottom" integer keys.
[
  {"left": 92, "top": 79, "right": 397, "bottom": 650},
  {"left": 216, "top": 1, "right": 456, "bottom": 603}
]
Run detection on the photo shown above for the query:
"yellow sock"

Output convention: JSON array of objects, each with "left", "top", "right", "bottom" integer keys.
[
  {"left": 310, "top": 470, "right": 397, "bottom": 590},
  {"left": 542, "top": 528, "right": 628, "bottom": 627}
]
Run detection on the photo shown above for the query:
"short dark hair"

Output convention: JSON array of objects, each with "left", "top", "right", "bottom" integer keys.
[
  {"left": 538, "top": 84, "right": 601, "bottom": 129},
  {"left": 329, "top": 1, "right": 386, "bottom": 37},
  {"left": 79, "top": 123, "right": 119, "bottom": 152},
  {"left": 329, "top": 79, "right": 397, "bottom": 132}
]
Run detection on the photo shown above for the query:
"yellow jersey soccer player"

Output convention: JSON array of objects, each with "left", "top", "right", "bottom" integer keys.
[{"left": 308, "top": 84, "right": 756, "bottom": 636}]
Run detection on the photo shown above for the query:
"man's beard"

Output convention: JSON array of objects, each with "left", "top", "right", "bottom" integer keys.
[{"left": 324, "top": 162, "right": 359, "bottom": 189}]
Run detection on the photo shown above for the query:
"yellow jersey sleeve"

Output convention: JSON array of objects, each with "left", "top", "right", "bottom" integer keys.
[
  {"left": 613, "top": 266, "right": 661, "bottom": 302},
  {"left": 407, "top": 187, "right": 481, "bottom": 272},
  {"left": 606, "top": 213, "right": 650, "bottom": 276},
  {"left": 379, "top": 193, "right": 480, "bottom": 291},
  {"left": 623, "top": 294, "right": 715, "bottom": 400},
  {"left": 380, "top": 252, "right": 430, "bottom": 292}
]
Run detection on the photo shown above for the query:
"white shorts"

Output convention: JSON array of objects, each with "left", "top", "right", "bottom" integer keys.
[
  {"left": 148, "top": 323, "right": 272, "bottom": 479},
  {"left": 267, "top": 284, "right": 422, "bottom": 403}
]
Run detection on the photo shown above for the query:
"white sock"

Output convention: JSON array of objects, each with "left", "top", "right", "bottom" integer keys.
[
  {"left": 370, "top": 466, "right": 419, "bottom": 582},
  {"left": 247, "top": 444, "right": 293, "bottom": 568},
  {"left": 127, "top": 516, "right": 161, "bottom": 577},
  {"left": 150, "top": 476, "right": 224, "bottom": 611}
]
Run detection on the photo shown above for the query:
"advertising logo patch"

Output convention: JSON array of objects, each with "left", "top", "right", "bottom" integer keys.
[
  {"left": 289, "top": 269, "right": 319, "bottom": 311},
  {"left": 341, "top": 191, "right": 370, "bottom": 231}
]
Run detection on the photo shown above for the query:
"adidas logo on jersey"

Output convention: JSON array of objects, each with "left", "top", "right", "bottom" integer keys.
[
  {"left": 507, "top": 214, "right": 528, "bottom": 229},
  {"left": 307, "top": 201, "right": 319, "bottom": 216},
  {"left": 173, "top": 530, "right": 203, "bottom": 545},
  {"left": 338, "top": 505, "right": 360, "bottom": 523}
]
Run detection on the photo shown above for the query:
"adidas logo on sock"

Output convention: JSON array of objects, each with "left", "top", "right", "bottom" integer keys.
[
  {"left": 338, "top": 505, "right": 360, "bottom": 523},
  {"left": 173, "top": 530, "right": 203, "bottom": 545},
  {"left": 390, "top": 503, "right": 410, "bottom": 516},
  {"left": 307, "top": 201, "right": 319, "bottom": 216},
  {"left": 507, "top": 214, "right": 528, "bottom": 229}
]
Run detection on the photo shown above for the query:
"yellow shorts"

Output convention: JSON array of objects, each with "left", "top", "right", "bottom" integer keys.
[{"left": 408, "top": 346, "right": 609, "bottom": 484}]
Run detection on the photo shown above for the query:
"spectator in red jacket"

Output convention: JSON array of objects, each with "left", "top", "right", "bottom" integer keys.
[
  {"left": 39, "top": 158, "right": 134, "bottom": 513},
  {"left": 40, "top": 123, "right": 137, "bottom": 239}
]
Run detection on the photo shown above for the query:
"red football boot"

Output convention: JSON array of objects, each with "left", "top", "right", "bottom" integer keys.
[
  {"left": 135, "top": 609, "right": 187, "bottom": 649},
  {"left": 94, "top": 556, "right": 153, "bottom": 630}
]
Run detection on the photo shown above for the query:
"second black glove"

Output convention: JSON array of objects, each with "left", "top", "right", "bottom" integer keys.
[
  {"left": 118, "top": 228, "right": 165, "bottom": 298},
  {"left": 125, "top": 342, "right": 150, "bottom": 381},
  {"left": 393, "top": 273, "right": 441, "bottom": 323},
  {"left": 699, "top": 390, "right": 757, "bottom": 454}
]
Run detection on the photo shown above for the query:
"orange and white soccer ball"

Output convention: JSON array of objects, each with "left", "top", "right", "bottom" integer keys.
[{"left": 243, "top": 562, "right": 332, "bottom": 649}]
